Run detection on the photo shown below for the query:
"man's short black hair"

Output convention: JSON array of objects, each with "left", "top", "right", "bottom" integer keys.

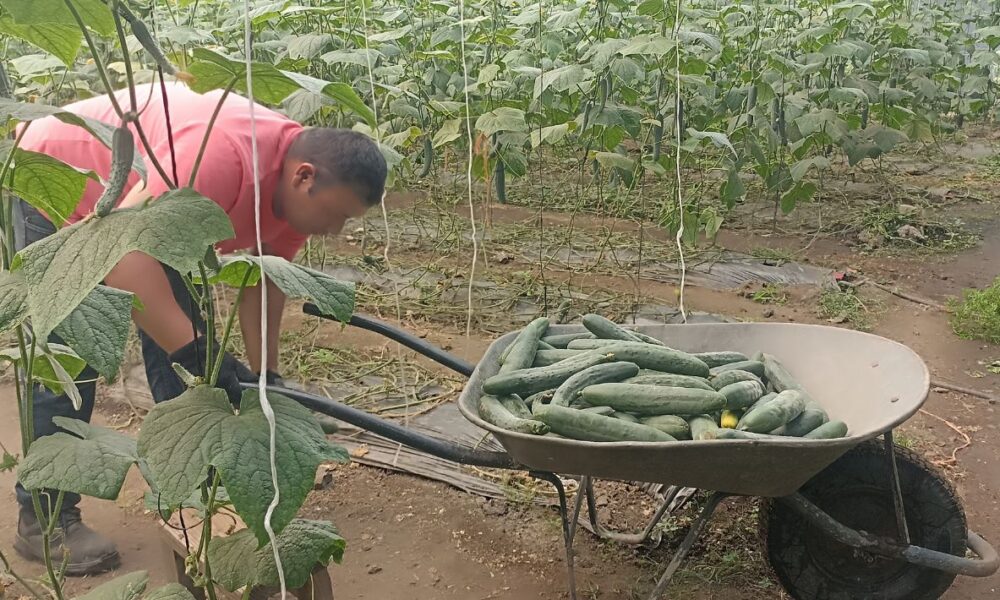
[{"left": 287, "top": 128, "right": 387, "bottom": 206}]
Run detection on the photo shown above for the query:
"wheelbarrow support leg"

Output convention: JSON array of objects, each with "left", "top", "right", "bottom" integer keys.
[
  {"left": 647, "top": 492, "right": 728, "bottom": 600},
  {"left": 584, "top": 478, "right": 685, "bottom": 546},
  {"left": 884, "top": 430, "right": 911, "bottom": 544},
  {"left": 531, "top": 472, "right": 582, "bottom": 600}
]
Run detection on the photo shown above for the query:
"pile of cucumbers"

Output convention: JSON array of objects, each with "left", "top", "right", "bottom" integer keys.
[{"left": 476, "top": 314, "right": 849, "bottom": 443}]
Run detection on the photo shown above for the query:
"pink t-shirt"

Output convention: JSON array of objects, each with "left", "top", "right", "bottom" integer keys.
[{"left": 18, "top": 82, "right": 307, "bottom": 260}]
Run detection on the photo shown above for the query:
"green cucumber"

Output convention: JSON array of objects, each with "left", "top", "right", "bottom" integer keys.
[
  {"left": 479, "top": 396, "right": 549, "bottom": 435},
  {"left": 499, "top": 317, "right": 550, "bottom": 373},
  {"left": 710, "top": 369, "right": 762, "bottom": 390},
  {"left": 582, "top": 314, "right": 643, "bottom": 342},
  {"left": 537, "top": 340, "right": 556, "bottom": 350},
  {"left": 551, "top": 361, "right": 640, "bottom": 407},
  {"left": 523, "top": 389, "right": 555, "bottom": 408},
  {"left": 687, "top": 414, "right": 719, "bottom": 440},
  {"left": 641, "top": 415, "right": 691, "bottom": 439},
  {"left": 803, "top": 420, "right": 848, "bottom": 439},
  {"left": 761, "top": 353, "right": 804, "bottom": 392},
  {"left": 776, "top": 405, "right": 829, "bottom": 437},
  {"left": 600, "top": 342, "right": 709, "bottom": 377},
  {"left": 580, "top": 383, "right": 725, "bottom": 416},
  {"left": 623, "top": 373, "right": 714, "bottom": 391},
  {"left": 580, "top": 406, "right": 615, "bottom": 416},
  {"left": 710, "top": 360, "right": 765, "bottom": 378},
  {"left": 738, "top": 390, "right": 806, "bottom": 433},
  {"left": 737, "top": 392, "right": 778, "bottom": 429},
  {"left": 613, "top": 411, "right": 640, "bottom": 423},
  {"left": 692, "top": 351, "right": 749, "bottom": 368},
  {"left": 567, "top": 338, "right": 623, "bottom": 350},
  {"left": 94, "top": 126, "right": 135, "bottom": 217},
  {"left": 484, "top": 350, "right": 614, "bottom": 396},
  {"left": 532, "top": 349, "right": 585, "bottom": 367},
  {"left": 541, "top": 332, "right": 595, "bottom": 348},
  {"left": 498, "top": 395, "right": 532, "bottom": 419},
  {"left": 628, "top": 330, "right": 667, "bottom": 346},
  {"left": 718, "top": 380, "right": 766, "bottom": 410},
  {"left": 533, "top": 403, "right": 675, "bottom": 442},
  {"left": 708, "top": 429, "right": 781, "bottom": 440}
]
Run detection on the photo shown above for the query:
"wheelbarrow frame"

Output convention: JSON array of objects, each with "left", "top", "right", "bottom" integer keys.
[{"left": 284, "top": 304, "right": 998, "bottom": 599}]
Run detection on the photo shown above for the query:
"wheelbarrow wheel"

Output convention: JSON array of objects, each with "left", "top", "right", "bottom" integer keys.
[{"left": 760, "top": 440, "right": 966, "bottom": 600}]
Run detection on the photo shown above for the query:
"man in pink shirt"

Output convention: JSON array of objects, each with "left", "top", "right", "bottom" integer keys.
[{"left": 13, "top": 83, "right": 386, "bottom": 574}]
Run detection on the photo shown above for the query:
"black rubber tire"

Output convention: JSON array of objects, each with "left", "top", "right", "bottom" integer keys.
[{"left": 760, "top": 440, "right": 967, "bottom": 600}]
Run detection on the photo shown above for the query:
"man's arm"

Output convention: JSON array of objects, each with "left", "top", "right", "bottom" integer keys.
[
  {"left": 103, "top": 251, "right": 196, "bottom": 353},
  {"left": 239, "top": 278, "right": 285, "bottom": 374}
]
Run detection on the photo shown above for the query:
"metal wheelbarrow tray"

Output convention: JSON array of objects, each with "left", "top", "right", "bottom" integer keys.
[
  {"left": 458, "top": 322, "right": 927, "bottom": 497},
  {"left": 284, "top": 306, "right": 998, "bottom": 600}
]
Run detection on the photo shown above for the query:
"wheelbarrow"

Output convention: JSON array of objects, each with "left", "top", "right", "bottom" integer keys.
[{"left": 273, "top": 305, "right": 1000, "bottom": 599}]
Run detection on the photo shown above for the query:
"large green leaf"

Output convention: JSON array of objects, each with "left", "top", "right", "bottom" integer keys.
[
  {"left": 593, "top": 151, "right": 635, "bottom": 172},
  {"left": 432, "top": 118, "right": 463, "bottom": 148},
  {"left": 789, "top": 156, "right": 831, "bottom": 181},
  {"left": 794, "top": 109, "right": 849, "bottom": 141},
  {"left": 187, "top": 48, "right": 300, "bottom": 105},
  {"left": 209, "top": 519, "right": 346, "bottom": 591},
  {"left": 144, "top": 584, "right": 197, "bottom": 600},
  {"left": 0, "top": 270, "right": 27, "bottom": 333},
  {"left": 0, "top": 342, "right": 85, "bottom": 397},
  {"left": 872, "top": 126, "right": 908, "bottom": 153},
  {"left": 530, "top": 122, "right": 574, "bottom": 148},
  {"left": 0, "top": 0, "right": 114, "bottom": 36},
  {"left": 281, "top": 71, "right": 376, "bottom": 127},
  {"left": 77, "top": 571, "right": 148, "bottom": 600},
  {"left": 53, "top": 285, "right": 134, "bottom": 380},
  {"left": 685, "top": 129, "right": 737, "bottom": 157},
  {"left": 0, "top": 99, "right": 146, "bottom": 179},
  {"left": 4, "top": 147, "right": 99, "bottom": 227},
  {"left": 0, "top": 16, "right": 81, "bottom": 66},
  {"left": 18, "top": 417, "right": 137, "bottom": 500},
  {"left": 16, "top": 188, "right": 233, "bottom": 337},
  {"left": 475, "top": 107, "right": 527, "bottom": 136},
  {"left": 285, "top": 33, "right": 334, "bottom": 60},
  {"left": 204, "top": 255, "right": 354, "bottom": 324},
  {"left": 780, "top": 181, "right": 816, "bottom": 214},
  {"left": 618, "top": 35, "right": 674, "bottom": 57},
  {"left": 533, "top": 64, "right": 592, "bottom": 99},
  {"left": 137, "top": 387, "right": 348, "bottom": 544}
]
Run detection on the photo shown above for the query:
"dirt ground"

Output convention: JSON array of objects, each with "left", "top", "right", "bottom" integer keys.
[{"left": 3, "top": 137, "right": 1000, "bottom": 598}]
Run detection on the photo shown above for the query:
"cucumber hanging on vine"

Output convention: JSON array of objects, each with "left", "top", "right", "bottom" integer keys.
[
  {"left": 117, "top": 3, "right": 191, "bottom": 82},
  {"left": 417, "top": 136, "right": 434, "bottom": 178},
  {"left": 494, "top": 156, "right": 506, "bottom": 204},
  {"left": 94, "top": 126, "right": 135, "bottom": 217},
  {"left": 746, "top": 84, "right": 758, "bottom": 128}
]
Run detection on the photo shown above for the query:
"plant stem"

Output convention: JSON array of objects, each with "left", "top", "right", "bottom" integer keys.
[
  {"left": 62, "top": 0, "right": 125, "bottom": 119},
  {"left": 188, "top": 78, "right": 238, "bottom": 187},
  {"left": 194, "top": 473, "right": 221, "bottom": 600},
  {"left": 15, "top": 328, "right": 36, "bottom": 452},
  {"left": 211, "top": 266, "right": 253, "bottom": 385},
  {"left": 198, "top": 263, "right": 216, "bottom": 377},
  {"left": 63, "top": 0, "right": 175, "bottom": 189},
  {"left": 0, "top": 121, "right": 30, "bottom": 267},
  {"left": 0, "top": 547, "right": 45, "bottom": 599},
  {"left": 30, "top": 490, "right": 65, "bottom": 600},
  {"left": 111, "top": 0, "right": 139, "bottom": 114}
]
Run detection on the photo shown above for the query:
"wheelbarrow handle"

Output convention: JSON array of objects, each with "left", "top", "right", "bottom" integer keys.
[
  {"left": 244, "top": 382, "right": 520, "bottom": 471},
  {"left": 303, "top": 303, "right": 476, "bottom": 378},
  {"left": 779, "top": 493, "right": 1000, "bottom": 578}
]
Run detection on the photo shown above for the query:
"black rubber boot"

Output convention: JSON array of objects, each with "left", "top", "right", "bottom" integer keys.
[{"left": 14, "top": 505, "right": 120, "bottom": 576}]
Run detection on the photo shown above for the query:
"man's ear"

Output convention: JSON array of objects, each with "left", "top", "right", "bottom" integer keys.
[{"left": 293, "top": 162, "right": 317, "bottom": 188}]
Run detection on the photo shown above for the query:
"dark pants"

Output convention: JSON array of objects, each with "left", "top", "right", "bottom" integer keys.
[{"left": 13, "top": 199, "right": 204, "bottom": 511}]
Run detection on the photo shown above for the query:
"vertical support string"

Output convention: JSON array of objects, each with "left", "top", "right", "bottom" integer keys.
[
  {"left": 673, "top": 0, "right": 687, "bottom": 322},
  {"left": 459, "top": 0, "right": 479, "bottom": 339},
  {"left": 243, "top": 3, "right": 286, "bottom": 596}
]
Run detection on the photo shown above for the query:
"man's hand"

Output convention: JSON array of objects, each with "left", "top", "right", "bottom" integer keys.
[{"left": 168, "top": 337, "right": 254, "bottom": 405}]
